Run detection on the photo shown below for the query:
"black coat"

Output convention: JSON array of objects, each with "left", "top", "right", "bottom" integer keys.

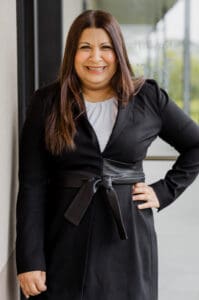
[{"left": 16, "top": 79, "right": 199, "bottom": 300}]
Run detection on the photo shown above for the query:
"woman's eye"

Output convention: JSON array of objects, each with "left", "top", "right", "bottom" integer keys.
[
  {"left": 78, "top": 45, "right": 113, "bottom": 50},
  {"left": 102, "top": 45, "right": 113, "bottom": 50},
  {"left": 80, "top": 46, "right": 90, "bottom": 49}
]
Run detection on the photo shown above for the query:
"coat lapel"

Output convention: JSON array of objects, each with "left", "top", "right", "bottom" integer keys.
[
  {"left": 74, "top": 98, "right": 132, "bottom": 154},
  {"left": 104, "top": 100, "right": 131, "bottom": 151}
]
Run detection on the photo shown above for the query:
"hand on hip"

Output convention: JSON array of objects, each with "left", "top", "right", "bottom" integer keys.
[{"left": 132, "top": 182, "right": 160, "bottom": 209}]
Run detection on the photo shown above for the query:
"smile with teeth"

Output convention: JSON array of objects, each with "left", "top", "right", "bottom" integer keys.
[{"left": 86, "top": 66, "right": 107, "bottom": 72}]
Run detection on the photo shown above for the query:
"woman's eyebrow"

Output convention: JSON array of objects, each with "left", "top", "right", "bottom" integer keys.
[
  {"left": 78, "top": 42, "right": 112, "bottom": 45},
  {"left": 79, "top": 42, "right": 90, "bottom": 44}
]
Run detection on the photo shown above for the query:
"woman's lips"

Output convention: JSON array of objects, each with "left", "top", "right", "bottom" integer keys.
[{"left": 85, "top": 66, "right": 107, "bottom": 72}]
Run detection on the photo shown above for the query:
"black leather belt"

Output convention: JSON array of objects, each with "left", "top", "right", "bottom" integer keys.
[{"left": 52, "top": 159, "right": 145, "bottom": 240}]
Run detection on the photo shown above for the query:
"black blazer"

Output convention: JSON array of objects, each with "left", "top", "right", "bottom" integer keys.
[{"left": 16, "top": 79, "right": 199, "bottom": 300}]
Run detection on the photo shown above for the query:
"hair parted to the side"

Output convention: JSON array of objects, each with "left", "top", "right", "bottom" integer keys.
[{"left": 45, "top": 10, "right": 145, "bottom": 155}]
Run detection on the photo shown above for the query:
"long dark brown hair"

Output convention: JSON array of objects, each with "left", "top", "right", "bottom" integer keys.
[{"left": 45, "top": 10, "right": 145, "bottom": 154}]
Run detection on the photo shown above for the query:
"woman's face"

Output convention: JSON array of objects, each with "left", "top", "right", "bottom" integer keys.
[{"left": 74, "top": 28, "right": 117, "bottom": 91}]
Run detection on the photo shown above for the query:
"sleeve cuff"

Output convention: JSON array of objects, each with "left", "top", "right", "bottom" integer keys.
[{"left": 149, "top": 179, "right": 174, "bottom": 212}]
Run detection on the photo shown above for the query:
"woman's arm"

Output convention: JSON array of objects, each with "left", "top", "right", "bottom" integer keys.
[
  {"left": 148, "top": 80, "right": 199, "bottom": 210},
  {"left": 16, "top": 90, "right": 49, "bottom": 274}
]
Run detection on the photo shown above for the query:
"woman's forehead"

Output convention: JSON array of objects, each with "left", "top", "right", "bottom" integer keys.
[{"left": 78, "top": 28, "right": 112, "bottom": 44}]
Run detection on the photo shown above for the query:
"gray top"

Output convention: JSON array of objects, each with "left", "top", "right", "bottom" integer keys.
[{"left": 84, "top": 97, "right": 118, "bottom": 152}]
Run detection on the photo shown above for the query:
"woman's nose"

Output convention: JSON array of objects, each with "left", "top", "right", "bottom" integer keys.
[{"left": 89, "top": 48, "right": 102, "bottom": 61}]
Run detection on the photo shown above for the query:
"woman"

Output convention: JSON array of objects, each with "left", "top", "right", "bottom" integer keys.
[{"left": 16, "top": 9, "right": 199, "bottom": 300}]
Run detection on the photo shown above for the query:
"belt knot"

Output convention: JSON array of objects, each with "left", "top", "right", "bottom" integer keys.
[{"left": 93, "top": 176, "right": 112, "bottom": 192}]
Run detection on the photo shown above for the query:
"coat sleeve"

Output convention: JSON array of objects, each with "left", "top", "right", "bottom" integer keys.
[
  {"left": 16, "top": 91, "right": 49, "bottom": 274},
  {"left": 147, "top": 80, "right": 199, "bottom": 211}
]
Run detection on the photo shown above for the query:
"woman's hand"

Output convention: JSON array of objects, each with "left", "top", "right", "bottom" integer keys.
[
  {"left": 17, "top": 271, "right": 47, "bottom": 299},
  {"left": 132, "top": 182, "right": 160, "bottom": 209}
]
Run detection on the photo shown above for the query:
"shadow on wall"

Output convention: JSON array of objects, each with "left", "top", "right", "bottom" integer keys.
[{"left": 0, "top": 112, "right": 20, "bottom": 300}]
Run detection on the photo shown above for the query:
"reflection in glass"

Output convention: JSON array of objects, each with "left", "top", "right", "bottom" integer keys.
[{"left": 123, "top": 0, "right": 199, "bottom": 123}]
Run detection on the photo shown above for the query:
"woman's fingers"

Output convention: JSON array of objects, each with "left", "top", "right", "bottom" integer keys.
[
  {"left": 136, "top": 201, "right": 155, "bottom": 209},
  {"left": 17, "top": 271, "right": 47, "bottom": 298},
  {"left": 132, "top": 182, "right": 160, "bottom": 209},
  {"left": 19, "top": 283, "right": 38, "bottom": 298},
  {"left": 35, "top": 273, "right": 47, "bottom": 292},
  {"left": 20, "top": 277, "right": 46, "bottom": 297},
  {"left": 25, "top": 283, "right": 41, "bottom": 296}
]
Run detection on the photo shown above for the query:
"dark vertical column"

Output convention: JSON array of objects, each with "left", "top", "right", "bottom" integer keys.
[
  {"left": 17, "top": 0, "right": 62, "bottom": 132},
  {"left": 16, "top": 0, "right": 35, "bottom": 133},
  {"left": 37, "top": 0, "right": 62, "bottom": 87}
]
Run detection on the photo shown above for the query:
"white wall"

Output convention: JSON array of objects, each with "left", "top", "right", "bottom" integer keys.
[{"left": 0, "top": 0, "right": 19, "bottom": 299}]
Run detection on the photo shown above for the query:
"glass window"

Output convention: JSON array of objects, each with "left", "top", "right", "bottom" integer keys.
[
  {"left": 120, "top": 0, "right": 199, "bottom": 124},
  {"left": 92, "top": 0, "right": 199, "bottom": 158}
]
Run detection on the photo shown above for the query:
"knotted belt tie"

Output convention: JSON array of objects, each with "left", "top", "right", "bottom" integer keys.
[{"left": 52, "top": 159, "right": 145, "bottom": 241}]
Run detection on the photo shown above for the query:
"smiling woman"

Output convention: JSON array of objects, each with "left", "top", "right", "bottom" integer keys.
[
  {"left": 16, "top": 9, "right": 199, "bottom": 300},
  {"left": 74, "top": 28, "right": 117, "bottom": 98}
]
